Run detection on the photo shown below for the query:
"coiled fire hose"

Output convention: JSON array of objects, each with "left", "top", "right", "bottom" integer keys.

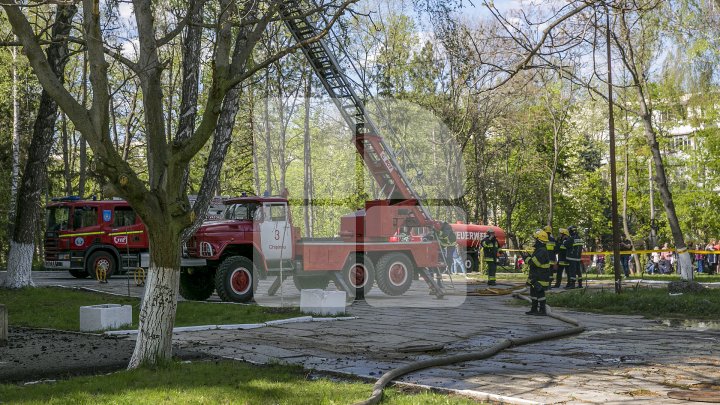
[{"left": 354, "top": 288, "right": 586, "bottom": 405}]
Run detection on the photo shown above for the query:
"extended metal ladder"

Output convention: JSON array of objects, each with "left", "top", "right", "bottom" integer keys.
[
  {"left": 280, "top": 1, "right": 432, "bottom": 222},
  {"left": 280, "top": 1, "right": 445, "bottom": 297}
]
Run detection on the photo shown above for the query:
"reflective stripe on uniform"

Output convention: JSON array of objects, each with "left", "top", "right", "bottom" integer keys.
[{"left": 538, "top": 281, "right": 550, "bottom": 287}]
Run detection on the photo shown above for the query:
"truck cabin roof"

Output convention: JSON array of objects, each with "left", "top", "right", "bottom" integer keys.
[
  {"left": 224, "top": 196, "right": 288, "bottom": 205},
  {"left": 46, "top": 199, "right": 130, "bottom": 208}
]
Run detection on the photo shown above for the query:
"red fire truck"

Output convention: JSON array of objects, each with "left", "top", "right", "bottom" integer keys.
[
  {"left": 44, "top": 196, "right": 213, "bottom": 278},
  {"left": 182, "top": 194, "right": 506, "bottom": 302},
  {"left": 178, "top": 3, "right": 507, "bottom": 303}
]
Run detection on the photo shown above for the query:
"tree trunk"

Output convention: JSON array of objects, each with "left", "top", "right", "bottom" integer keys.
[
  {"left": 8, "top": 44, "right": 21, "bottom": 238},
  {"left": 4, "top": 6, "right": 77, "bottom": 288},
  {"left": 548, "top": 125, "right": 559, "bottom": 228},
  {"left": 61, "top": 114, "right": 72, "bottom": 195},
  {"left": 622, "top": 133, "right": 641, "bottom": 272},
  {"left": 303, "top": 76, "right": 313, "bottom": 237},
  {"left": 78, "top": 54, "right": 88, "bottom": 197},
  {"left": 277, "top": 91, "right": 286, "bottom": 192},
  {"left": 128, "top": 226, "right": 181, "bottom": 368},
  {"left": 250, "top": 90, "right": 261, "bottom": 194},
  {"left": 636, "top": 94, "right": 693, "bottom": 280},
  {"left": 264, "top": 73, "right": 272, "bottom": 195},
  {"left": 617, "top": 10, "right": 692, "bottom": 280}
]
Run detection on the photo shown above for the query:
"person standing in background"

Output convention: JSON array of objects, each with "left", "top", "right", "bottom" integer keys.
[
  {"left": 481, "top": 229, "right": 500, "bottom": 286},
  {"left": 554, "top": 228, "right": 570, "bottom": 288},
  {"left": 620, "top": 238, "right": 632, "bottom": 277}
]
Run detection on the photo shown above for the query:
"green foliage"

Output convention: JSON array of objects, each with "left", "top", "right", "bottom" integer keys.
[{"left": 0, "top": 361, "right": 478, "bottom": 405}]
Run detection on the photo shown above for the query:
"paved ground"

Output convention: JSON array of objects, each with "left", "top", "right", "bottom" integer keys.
[{"left": 3, "top": 271, "right": 719, "bottom": 404}]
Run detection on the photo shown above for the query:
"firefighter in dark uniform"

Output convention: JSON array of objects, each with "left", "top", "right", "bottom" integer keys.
[
  {"left": 554, "top": 228, "right": 570, "bottom": 288},
  {"left": 481, "top": 229, "right": 500, "bottom": 286},
  {"left": 566, "top": 225, "right": 585, "bottom": 289},
  {"left": 436, "top": 222, "right": 456, "bottom": 287},
  {"left": 544, "top": 226, "right": 556, "bottom": 288},
  {"left": 526, "top": 229, "right": 551, "bottom": 316}
]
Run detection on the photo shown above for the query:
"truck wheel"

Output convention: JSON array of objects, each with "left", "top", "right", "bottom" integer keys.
[
  {"left": 293, "top": 275, "right": 330, "bottom": 291},
  {"left": 465, "top": 252, "right": 478, "bottom": 273},
  {"left": 341, "top": 253, "right": 375, "bottom": 299},
  {"left": 87, "top": 251, "right": 116, "bottom": 280},
  {"left": 69, "top": 268, "right": 89, "bottom": 279},
  {"left": 215, "top": 256, "right": 258, "bottom": 303},
  {"left": 375, "top": 253, "right": 414, "bottom": 296},
  {"left": 179, "top": 267, "right": 215, "bottom": 301}
]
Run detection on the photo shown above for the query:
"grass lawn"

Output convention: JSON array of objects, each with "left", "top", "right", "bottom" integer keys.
[
  {"left": 0, "top": 361, "right": 479, "bottom": 405},
  {"left": 0, "top": 287, "right": 302, "bottom": 331},
  {"left": 546, "top": 286, "right": 720, "bottom": 319}
]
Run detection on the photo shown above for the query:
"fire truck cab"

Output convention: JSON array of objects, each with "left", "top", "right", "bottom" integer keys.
[
  {"left": 44, "top": 197, "right": 148, "bottom": 278},
  {"left": 44, "top": 196, "right": 206, "bottom": 279}
]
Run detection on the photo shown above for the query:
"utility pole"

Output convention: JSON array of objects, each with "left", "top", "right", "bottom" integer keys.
[{"left": 606, "top": 4, "right": 622, "bottom": 294}]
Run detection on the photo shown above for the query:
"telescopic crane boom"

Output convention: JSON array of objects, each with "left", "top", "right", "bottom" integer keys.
[{"left": 280, "top": 1, "right": 434, "bottom": 226}]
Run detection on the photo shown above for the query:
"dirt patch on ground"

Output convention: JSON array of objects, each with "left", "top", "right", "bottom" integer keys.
[{"left": 0, "top": 327, "right": 210, "bottom": 384}]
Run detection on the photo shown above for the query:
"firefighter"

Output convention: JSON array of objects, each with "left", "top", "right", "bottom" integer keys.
[
  {"left": 554, "top": 228, "right": 570, "bottom": 288},
  {"left": 481, "top": 229, "right": 500, "bottom": 286},
  {"left": 544, "top": 226, "right": 557, "bottom": 288},
  {"left": 525, "top": 229, "right": 551, "bottom": 316},
  {"left": 436, "top": 222, "right": 456, "bottom": 287},
  {"left": 565, "top": 226, "right": 585, "bottom": 289}
]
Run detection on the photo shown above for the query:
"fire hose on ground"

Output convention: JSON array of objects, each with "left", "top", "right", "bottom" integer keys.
[{"left": 353, "top": 288, "right": 586, "bottom": 405}]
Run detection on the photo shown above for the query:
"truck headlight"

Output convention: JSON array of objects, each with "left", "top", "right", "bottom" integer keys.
[
  {"left": 58, "top": 253, "right": 70, "bottom": 260},
  {"left": 200, "top": 242, "right": 214, "bottom": 257}
]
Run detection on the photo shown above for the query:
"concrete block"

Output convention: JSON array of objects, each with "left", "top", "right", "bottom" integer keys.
[
  {"left": 80, "top": 304, "right": 132, "bottom": 332},
  {"left": 300, "top": 289, "right": 346, "bottom": 316},
  {"left": 0, "top": 304, "right": 7, "bottom": 346}
]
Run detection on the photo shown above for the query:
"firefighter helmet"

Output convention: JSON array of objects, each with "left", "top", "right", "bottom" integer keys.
[
  {"left": 543, "top": 225, "right": 553, "bottom": 234},
  {"left": 559, "top": 228, "right": 570, "bottom": 236},
  {"left": 533, "top": 229, "right": 549, "bottom": 243}
]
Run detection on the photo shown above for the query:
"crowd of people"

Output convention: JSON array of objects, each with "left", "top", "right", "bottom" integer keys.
[{"left": 588, "top": 240, "right": 720, "bottom": 276}]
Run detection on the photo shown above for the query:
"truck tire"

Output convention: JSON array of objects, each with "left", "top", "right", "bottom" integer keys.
[
  {"left": 87, "top": 251, "right": 117, "bottom": 280},
  {"left": 179, "top": 267, "right": 215, "bottom": 301},
  {"left": 375, "top": 253, "right": 414, "bottom": 296},
  {"left": 215, "top": 256, "right": 258, "bottom": 303},
  {"left": 69, "top": 268, "right": 89, "bottom": 279},
  {"left": 465, "top": 251, "right": 478, "bottom": 273},
  {"left": 341, "top": 253, "right": 375, "bottom": 299},
  {"left": 293, "top": 275, "right": 330, "bottom": 291}
]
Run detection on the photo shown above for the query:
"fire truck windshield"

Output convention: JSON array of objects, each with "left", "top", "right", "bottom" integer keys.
[
  {"left": 46, "top": 206, "right": 70, "bottom": 231},
  {"left": 224, "top": 203, "right": 260, "bottom": 221}
]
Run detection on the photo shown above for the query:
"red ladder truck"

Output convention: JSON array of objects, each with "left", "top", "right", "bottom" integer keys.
[{"left": 180, "top": 1, "right": 505, "bottom": 302}]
